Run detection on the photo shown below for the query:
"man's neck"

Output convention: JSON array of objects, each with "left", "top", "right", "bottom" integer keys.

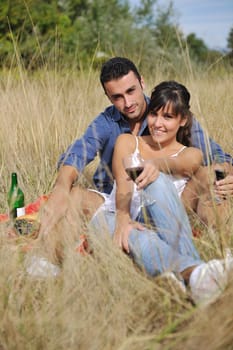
[
  {"left": 129, "top": 103, "right": 148, "bottom": 135},
  {"left": 129, "top": 120, "right": 143, "bottom": 135}
]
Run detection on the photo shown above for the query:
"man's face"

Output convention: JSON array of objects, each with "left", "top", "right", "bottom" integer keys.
[{"left": 104, "top": 71, "right": 147, "bottom": 122}]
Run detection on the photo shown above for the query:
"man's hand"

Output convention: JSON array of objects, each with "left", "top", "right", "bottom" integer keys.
[
  {"left": 38, "top": 165, "right": 78, "bottom": 237},
  {"left": 135, "top": 160, "right": 159, "bottom": 190},
  {"left": 113, "top": 220, "right": 145, "bottom": 253},
  {"left": 214, "top": 163, "right": 233, "bottom": 198},
  {"left": 215, "top": 174, "right": 233, "bottom": 197},
  {"left": 38, "top": 186, "right": 70, "bottom": 236}
]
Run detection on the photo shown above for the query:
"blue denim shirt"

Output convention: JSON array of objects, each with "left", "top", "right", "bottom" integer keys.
[
  {"left": 190, "top": 118, "right": 232, "bottom": 166},
  {"left": 59, "top": 98, "right": 232, "bottom": 193}
]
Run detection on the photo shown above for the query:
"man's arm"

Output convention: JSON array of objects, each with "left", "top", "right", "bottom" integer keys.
[
  {"left": 191, "top": 118, "right": 233, "bottom": 165},
  {"left": 39, "top": 113, "right": 113, "bottom": 236},
  {"left": 39, "top": 165, "right": 79, "bottom": 236},
  {"left": 191, "top": 117, "right": 233, "bottom": 196}
]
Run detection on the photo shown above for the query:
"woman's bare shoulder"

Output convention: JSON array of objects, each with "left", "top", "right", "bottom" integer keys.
[
  {"left": 186, "top": 146, "right": 203, "bottom": 155},
  {"left": 115, "top": 133, "right": 135, "bottom": 145},
  {"left": 183, "top": 146, "right": 203, "bottom": 163}
]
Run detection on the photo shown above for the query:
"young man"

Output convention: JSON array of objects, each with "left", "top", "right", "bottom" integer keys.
[{"left": 39, "top": 56, "right": 233, "bottom": 236}]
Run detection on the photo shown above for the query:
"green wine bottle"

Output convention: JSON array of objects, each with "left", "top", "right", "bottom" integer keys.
[{"left": 7, "top": 172, "right": 25, "bottom": 220}]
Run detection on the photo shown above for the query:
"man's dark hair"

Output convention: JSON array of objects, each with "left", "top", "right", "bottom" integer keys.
[{"left": 100, "top": 57, "right": 141, "bottom": 90}]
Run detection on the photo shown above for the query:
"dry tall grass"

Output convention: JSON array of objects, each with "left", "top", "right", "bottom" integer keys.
[{"left": 0, "top": 62, "right": 233, "bottom": 350}]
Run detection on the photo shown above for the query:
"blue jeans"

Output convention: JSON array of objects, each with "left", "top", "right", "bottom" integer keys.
[{"left": 90, "top": 173, "right": 203, "bottom": 276}]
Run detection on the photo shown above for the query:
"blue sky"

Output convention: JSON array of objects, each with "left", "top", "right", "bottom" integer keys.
[{"left": 129, "top": 0, "right": 233, "bottom": 50}]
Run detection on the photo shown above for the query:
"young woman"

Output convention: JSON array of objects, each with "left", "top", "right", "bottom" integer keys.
[{"left": 112, "top": 80, "right": 230, "bottom": 248}]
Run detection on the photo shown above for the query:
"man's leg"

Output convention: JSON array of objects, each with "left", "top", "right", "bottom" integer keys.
[{"left": 68, "top": 186, "right": 105, "bottom": 226}]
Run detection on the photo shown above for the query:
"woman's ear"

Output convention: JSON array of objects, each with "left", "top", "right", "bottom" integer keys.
[{"left": 180, "top": 116, "right": 188, "bottom": 127}]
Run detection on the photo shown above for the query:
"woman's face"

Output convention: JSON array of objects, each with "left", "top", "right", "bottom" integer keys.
[{"left": 147, "top": 102, "right": 187, "bottom": 146}]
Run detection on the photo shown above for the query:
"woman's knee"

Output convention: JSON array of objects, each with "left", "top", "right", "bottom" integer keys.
[{"left": 144, "top": 173, "right": 178, "bottom": 200}]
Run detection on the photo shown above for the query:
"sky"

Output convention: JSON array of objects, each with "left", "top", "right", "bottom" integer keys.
[{"left": 130, "top": 0, "right": 233, "bottom": 50}]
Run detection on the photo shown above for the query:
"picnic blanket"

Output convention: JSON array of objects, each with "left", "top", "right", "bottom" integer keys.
[{"left": 0, "top": 195, "right": 48, "bottom": 223}]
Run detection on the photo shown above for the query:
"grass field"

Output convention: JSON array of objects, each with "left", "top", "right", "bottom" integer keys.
[{"left": 0, "top": 60, "right": 233, "bottom": 350}]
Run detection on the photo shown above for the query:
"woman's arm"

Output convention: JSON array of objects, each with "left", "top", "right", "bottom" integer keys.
[
  {"left": 152, "top": 147, "right": 203, "bottom": 177},
  {"left": 112, "top": 135, "right": 138, "bottom": 252}
]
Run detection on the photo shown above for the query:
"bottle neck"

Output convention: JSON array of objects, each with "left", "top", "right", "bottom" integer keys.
[{"left": 11, "top": 172, "right": 18, "bottom": 187}]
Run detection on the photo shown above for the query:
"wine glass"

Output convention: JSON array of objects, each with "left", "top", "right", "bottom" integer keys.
[
  {"left": 122, "top": 153, "right": 155, "bottom": 207},
  {"left": 213, "top": 154, "right": 227, "bottom": 204},
  {"left": 123, "top": 153, "right": 144, "bottom": 182},
  {"left": 213, "top": 154, "right": 227, "bottom": 181}
]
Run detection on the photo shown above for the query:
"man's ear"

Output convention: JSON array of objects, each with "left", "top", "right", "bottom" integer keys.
[{"left": 140, "top": 75, "right": 145, "bottom": 90}]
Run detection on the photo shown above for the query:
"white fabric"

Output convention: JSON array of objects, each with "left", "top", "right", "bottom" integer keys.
[
  {"left": 189, "top": 259, "right": 230, "bottom": 305},
  {"left": 166, "top": 146, "right": 189, "bottom": 197}
]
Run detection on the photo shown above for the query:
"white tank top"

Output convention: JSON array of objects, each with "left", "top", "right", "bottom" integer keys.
[
  {"left": 167, "top": 146, "right": 189, "bottom": 196},
  {"left": 132, "top": 139, "right": 189, "bottom": 197},
  {"left": 129, "top": 139, "right": 190, "bottom": 197}
]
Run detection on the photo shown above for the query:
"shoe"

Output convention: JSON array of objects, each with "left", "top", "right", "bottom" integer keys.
[
  {"left": 160, "top": 272, "right": 186, "bottom": 294},
  {"left": 25, "top": 255, "right": 60, "bottom": 278},
  {"left": 189, "top": 258, "right": 233, "bottom": 306}
]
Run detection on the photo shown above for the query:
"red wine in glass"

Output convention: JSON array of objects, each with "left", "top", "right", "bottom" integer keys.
[
  {"left": 122, "top": 153, "right": 155, "bottom": 207},
  {"left": 125, "top": 166, "right": 144, "bottom": 181},
  {"left": 215, "top": 169, "right": 226, "bottom": 181}
]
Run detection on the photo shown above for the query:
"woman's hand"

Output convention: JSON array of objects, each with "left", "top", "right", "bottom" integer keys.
[
  {"left": 135, "top": 160, "right": 159, "bottom": 190},
  {"left": 113, "top": 220, "right": 145, "bottom": 253}
]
